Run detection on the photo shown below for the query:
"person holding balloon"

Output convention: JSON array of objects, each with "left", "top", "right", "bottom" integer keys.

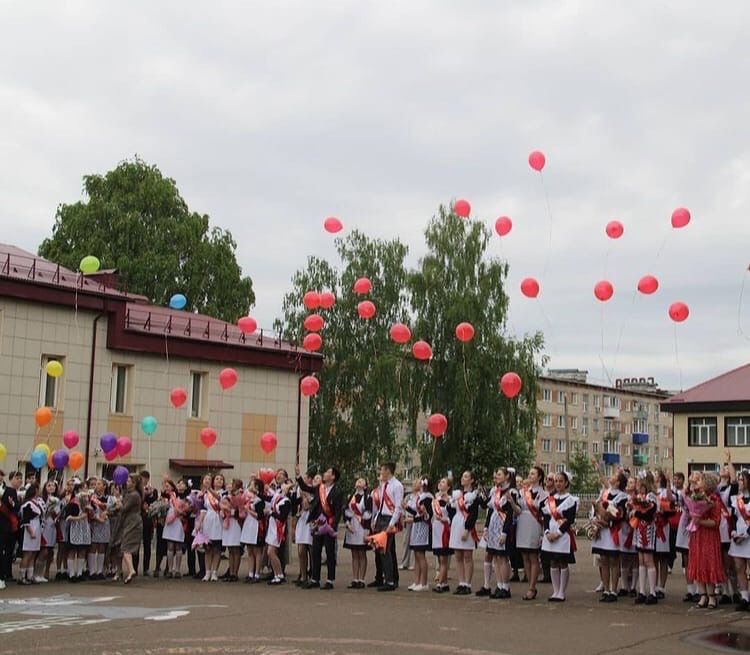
[
  {"left": 89, "top": 478, "right": 111, "bottom": 580},
  {"left": 64, "top": 482, "right": 91, "bottom": 582},
  {"left": 162, "top": 479, "right": 188, "bottom": 579},
  {"left": 264, "top": 480, "right": 293, "bottom": 585},
  {"left": 38, "top": 479, "right": 61, "bottom": 582},
  {"left": 111, "top": 473, "right": 143, "bottom": 584},
  {"left": 241, "top": 478, "right": 266, "bottom": 584},
  {"left": 18, "top": 483, "right": 43, "bottom": 585},
  {"left": 199, "top": 473, "right": 226, "bottom": 582}
]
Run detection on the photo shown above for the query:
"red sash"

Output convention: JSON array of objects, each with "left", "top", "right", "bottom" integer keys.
[
  {"left": 655, "top": 514, "right": 668, "bottom": 542},
  {"left": 524, "top": 488, "right": 543, "bottom": 524},
  {"left": 319, "top": 484, "right": 334, "bottom": 523},
  {"left": 348, "top": 494, "right": 363, "bottom": 520},
  {"left": 600, "top": 490, "right": 621, "bottom": 547},
  {"left": 738, "top": 497, "right": 750, "bottom": 524},
  {"left": 272, "top": 494, "right": 286, "bottom": 544},
  {"left": 379, "top": 483, "right": 396, "bottom": 514},
  {"left": 492, "top": 487, "right": 507, "bottom": 524},
  {"left": 548, "top": 495, "right": 576, "bottom": 553},
  {"left": 205, "top": 491, "right": 220, "bottom": 513},
  {"left": 457, "top": 493, "right": 478, "bottom": 543},
  {"left": 432, "top": 498, "right": 450, "bottom": 549}
]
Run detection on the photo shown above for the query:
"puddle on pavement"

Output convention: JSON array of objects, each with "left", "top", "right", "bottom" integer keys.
[{"left": 691, "top": 630, "right": 750, "bottom": 652}]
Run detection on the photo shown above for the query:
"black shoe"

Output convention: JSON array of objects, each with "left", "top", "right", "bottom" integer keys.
[
  {"left": 617, "top": 589, "right": 629, "bottom": 597},
  {"left": 682, "top": 592, "right": 694, "bottom": 602},
  {"left": 475, "top": 586, "right": 491, "bottom": 597},
  {"left": 490, "top": 587, "right": 503, "bottom": 599},
  {"left": 629, "top": 589, "right": 637, "bottom": 597},
  {"left": 244, "top": 576, "right": 254, "bottom": 583},
  {"left": 510, "top": 572, "right": 521, "bottom": 582},
  {"left": 268, "top": 577, "right": 286, "bottom": 586},
  {"left": 377, "top": 584, "right": 396, "bottom": 592},
  {"left": 737, "top": 599, "right": 749, "bottom": 611},
  {"left": 599, "top": 593, "right": 610, "bottom": 602},
  {"left": 304, "top": 581, "right": 320, "bottom": 589},
  {"left": 735, "top": 592, "right": 743, "bottom": 604},
  {"left": 433, "top": 584, "right": 449, "bottom": 593},
  {"left": 322, "top": 582, "right": 334, "bottom": 590},
  {"left": 655, "top": 590, "right": 665, "bottom": 600},
  {"left": 635, "top": 593, "right": 647, "bottom": 605},
  {"left": 194, "top": 572, "right": 205, "bottom": 580},
  {"left": 720, "top": 594, "right": 733, "bottom": 605},
  {"left": 646, "top": 594, "right": 658, "bottom": 605},
  {"left": 347, "top": 582, "right": 359, "bottom": 589},
  {"left": 367, "top": 580, "right": 383, "bottom": 588}
]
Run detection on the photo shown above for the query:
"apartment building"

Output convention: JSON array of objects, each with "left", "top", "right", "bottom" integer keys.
[{"left": 536, "top": 369, "right": 673, "bottom": 475}]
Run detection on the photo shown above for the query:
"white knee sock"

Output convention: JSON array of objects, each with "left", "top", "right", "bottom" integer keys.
[
  {"left": 97, "top": 553, "right": 105, "bottom": 574},
  {"left": 88, "top": 553, "right": 96, "bottom": 574},
  {"left": 550, "top": 567, "right": 561, "bottom": 597},
  {"left": 483, "top": 562, "right": 492, "bottom": 588},
  {"left": 647, "top": 567, "right": 657, "bottom": 595},
  {"left": 638, "top": 565, "right": 647, "bottom": 595},
  {"left": 687, "top": 582, "right": 696, "bottom": 594},
  {"left": 559, "top": 568, "right": 569, "bottom": 598},
  {"left": 67, "top": 557, "right": 76, "bottom": 577}
]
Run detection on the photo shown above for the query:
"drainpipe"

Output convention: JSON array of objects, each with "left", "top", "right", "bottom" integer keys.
[
  {"left": 84, "top": 313, "right": 105, "bottom": 478},
  {"left": 295, "top": 375, "right": 303, "bottom": 467}
]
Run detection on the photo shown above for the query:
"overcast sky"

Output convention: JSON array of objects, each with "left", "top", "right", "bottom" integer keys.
[{"left": 1, "top": 1, "right": 748, "bottom": 392}]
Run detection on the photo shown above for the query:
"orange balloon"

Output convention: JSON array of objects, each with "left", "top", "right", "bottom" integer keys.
[
  {"left": 69, "top": 451, "right": 84, "bottom": 471},
  {"left": 35, "top": 407, "right": 53, "bottom": 428}
]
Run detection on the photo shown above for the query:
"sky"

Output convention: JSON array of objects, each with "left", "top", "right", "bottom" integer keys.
[{"left": 1, "top": 1, "right": 749, "bottom": 392}]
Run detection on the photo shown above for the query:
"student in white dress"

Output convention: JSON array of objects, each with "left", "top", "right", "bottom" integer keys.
[
  {"left": 590, "top": 471, "right": 628, "bottom": 602},
  {"left": 540, "top": 472, "right": 579, "bottom": 602},
  {"left": 449, "top": 470, "right": 479, "bottom": 595},
  {"left": 265, "top": 482, "right": 293, "bottom": 585},
  {"left": 406, "top": 477, "right": 433, "bottom": 592},
  {"left": 38, "top": 479, "right": 60, "bottom": 582},
  {"left": 221, "top": 479, "right": 244, "bottom": 581},
  {"left": 629, "top": 472, "right": 659, "bottom": 605},
  {"left": 718, "top": 455, "right": 738, "bottom": 604},
  {"left": 729, "top": 470, "right": 750, "bottom": 610},
  {"left": 293, "top": 477, "right": 314, "bottom": 587},
  {"left": 654, "top": 471, "right": 675, "bottom": 599},
  {"left": 18, "top": 483, "right": 43, "bottom": 585},
  {"left": 343, "top": 477, "right": 370, "bottom": 589},
  {"left": 198, "top": 473, "right": 225, "bottom": 582},
  {"left": 431, "top": 477, "right": 454, "bottom": 593},
  {"left": 516, "top": 466, "right": 548, "bottom": 600},
  {"left": 675, "top": 472, "right": 699, "bottom": 602},
  {"left": 162, "top": 479, "right": 188, "bottom": 579},
  {"left": 618, "top": 475, "right": 639, "bottom": 597},
  {"left": 241, "top": 478, "right": 266, "bottom": 583}
]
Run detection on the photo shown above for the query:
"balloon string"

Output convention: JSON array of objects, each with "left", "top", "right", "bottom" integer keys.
[
  {"left": 673, "top": 323, "right": 683, "bottom": 391},
  {"left": 535, "top": 298, "right": 557, "bottom": 359},
  {"left": 539, "top": 173, "right": 554, "bottom": 277},
  {"left": 461, "top": 343, "right": 470, "bottom": 394},
  {"left": 610, "top": 289, "right": 638, "bottom": 381},
  {"left": 738, "top": 266, "right": 750, "bottom": 340}
]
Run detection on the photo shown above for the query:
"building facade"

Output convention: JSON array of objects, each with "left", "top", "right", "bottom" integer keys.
[
  {"left": 662, "top": 364, "right": 750, "bottom": 474},
  {"left": 536, "top": 370, "right": 673, "bottom": 475},
  {"left": 0, "top": 244, "right": 321, "bottom": 481}
]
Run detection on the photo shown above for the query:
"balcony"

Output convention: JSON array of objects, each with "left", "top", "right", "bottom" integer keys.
[
  {"left": 633, "top": 454, "right": 648, "bottom": 466},
  {"left": 603, "top": 406, "right": 620, "bottom": 419},
  {"left": 632, "top": 432, "right": 649, "bottom": 445},
  {"left": 633, "top": 409, "right": 649, "bottom": 420},
  {"left": 603, "top": 453, "right": 621, "bottom": 465},
  {"left": 604, "top": 431, "right": 620, "bottom": 441}
]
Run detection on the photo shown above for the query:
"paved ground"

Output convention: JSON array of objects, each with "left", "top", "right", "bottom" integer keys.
[{"left": 0, "top": 542, "right": 748, "bottom": 655}]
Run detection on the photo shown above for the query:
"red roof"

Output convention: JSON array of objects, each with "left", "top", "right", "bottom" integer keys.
[{"left": 664, "top": 363, "right": 750, "bottom": 405}]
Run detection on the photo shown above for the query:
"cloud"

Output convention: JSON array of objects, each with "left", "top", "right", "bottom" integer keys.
[{"left": 1, "top": 1, "right": 748, "bottom": 391}]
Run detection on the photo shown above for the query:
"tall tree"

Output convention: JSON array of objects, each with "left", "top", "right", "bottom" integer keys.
[
  {"left": 408, "top": 206, "right": 545, "bottom": 482},
  {"left": 39, "top": 157, "right": 254, "bottom": 322},
  {"left": 568, "top": 450, "right": 600, "bottom": 494},
  {"left": 276, "top": 231, "right": 413, "bottom": 486}
]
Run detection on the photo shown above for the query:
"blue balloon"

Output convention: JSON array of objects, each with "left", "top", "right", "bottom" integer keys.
[
  {"left": 141, "top": 416, "right": 158, "bottom": 436},
  {"left": 100, "top": 432, "right": 118, "bottom": 454},
  {"left": 113, "top": 465, "right": 129, "bottom": 486},
  {"left": 30, "top": 448, "right": 47, "bottom": 469},
  {"left": 169, "top": 293, "right": 187, "bottom": 310}
]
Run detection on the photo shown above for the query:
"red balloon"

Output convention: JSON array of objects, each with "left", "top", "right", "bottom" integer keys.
[
  {"left": 105, "top": 448, "right": 118, "bottom": 462},
  {"left": 300, "top": 375, "right": 320, "bottom": 397},
  {"left": 303, "top": 291, "right": 321, "bottom": 310},
  {"left": 324, "top": 217, "right": 343, "bottom": 233},
  {"left": 116, "top": 436, "right": 132, "bottom": 457},
  {"left": 500, "top": 372, "right": 523, "bottom": 398},
  {"left": 170, "top": 387, "right": 188, "bottom": 408},
  {"left": 238, "top": 316, "right": 257, "bottom": 334},
  {"left": 303, "top": 314, "right": 325, "bottom": 332},
  {"left": 455, "top": 322, "right": 475, "bottom": 342},
  {"left": 528, "top": 150, "right": 546, "bottom": 172},
  {"left": 520, "top": 277, "right": 540, "bottom": 298},
  {"left": 319, "top": 291, "right": 336, "bottom": 309},
  {"left": 259, "top": 467, "right": 275, "bottom": 485},
  {"left": 353, "top": 277, "right": 372, "bottom": 295},
  {"left": 495, "top": 216, "right": 512, "bottom": 237},
  {"left": 454, "top": 199, "right": 471, "bottom": 218},
  {"left": 303, "top": 333, "right": 322, "bottom": 352},
  {"left": 594, "top": 280, "right": 614, "bottom": 302},
  {"left": 669, "top": 301, "right": 689, "bottom": 322},
  {"left": 606, "top": 220, "right": 624, "bottom": 239},
  {"left": 357, "top": 300, "right": 376, "bottom": 320},
  {"left": 389, "top": 323, "right": 412, "bottom": 344},
  {"left": 637, "top": 275, "right": 659, "bottom": 295},
  {"left": 427, "top": 413, "right": 448, "bottom": 438},
  {"left": 200, "top": 427, "right": 217, "bottom": 449},
  {"left": 63, "top": 430, "right": 80, "bottom": 449},
  {"left": 219, "top": 367, "right": 238, "bottom": 390},
  {"left": 260, "top": 432, "right": 278, "bottom": 454},
  {"left": 412, "top": 340, "right": 433, "bottom": 361},
  {"left": 671, "top": 207, "right": 691, "bottom": 229}
]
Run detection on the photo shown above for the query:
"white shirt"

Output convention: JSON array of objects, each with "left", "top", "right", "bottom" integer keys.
[{"left": 374, "top": 476, "right": 404, "bottom": 529}]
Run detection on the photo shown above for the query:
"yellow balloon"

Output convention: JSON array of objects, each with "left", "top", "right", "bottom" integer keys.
[
  {"left": 79, "top": 255, "right": 101, "bottom": 275},
  {"left": 0, "top": 443, "right": 6, "bottom": 462},
  {"left": 46, "top": 360, "right": 63, "bottom": 378},
  {"left": 36, "top": 443, "right": 51, "bottom": 457}
]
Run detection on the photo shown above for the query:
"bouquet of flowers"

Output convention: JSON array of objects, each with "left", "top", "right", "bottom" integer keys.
[
  {"left": 220, "top": 496, "right": 234, "bottom": 529},
  {"left": 683, "top": 492, "right": 713, "bottom": 533},
  {"left": 312, "top": 513, "right": 337, "bottom": 538}
]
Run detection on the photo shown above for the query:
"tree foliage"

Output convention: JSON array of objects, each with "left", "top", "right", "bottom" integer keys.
[
  {"left": 39, "top": 157, "right": 254, "bottom": 322},
  {"left": 569, "top": 449, "right": 600, "bottom": 494}
]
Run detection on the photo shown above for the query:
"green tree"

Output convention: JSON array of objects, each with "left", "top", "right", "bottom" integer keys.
[
  {"left": 568, "top": 449, "right": 600, "bottom": 494},
  {"left": 39, "top": 157, "right": 254, "bottom": 322},
  {"left": 275, "top": 231, "right": 413, "bottom": 487},
  {"left": 408, "top": 206, "right": 545, "bottom": 482}
]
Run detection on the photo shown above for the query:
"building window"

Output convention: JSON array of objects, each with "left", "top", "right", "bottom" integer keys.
[
  {"left": 570, "top": 392, "right": 578, "bottom": 406},
  {"left": 190, "top": 371, "right": 207, "bottom": 419},
  {"left": 542, "top": 414, "right": 552, "bottom": 427},
  {"left": 557, "top": 390, "right": 565, "bottom": 404},
  {"left": 592, "top": 442, "right": 600, "bottom": 454},
  {"left": 594, "top": 395, "right": 601, "bottom": 408},
  {"left": 542, "top": 388, "right": 551, "bottom": 402},
  {"left": 110, "top": 365, "right": 132, "bottom": 415},
  {"left": 593, "top": 418, "right": 600, "bottom": 432},
  {"left": 577, "top": 442, "right": 588, "bottom": 455},
  {"left": 688, "top": 463, "right": 720, "bottom": 474},
  {"left": 541, "top": 439, "right": 551, "bottom": 452},
  {"left": 688, "top": 417, "right": 717, "bottom": 447},
  {"left": 555, "top": 464, "right": 565, "bottom": 473},
  {"left": 556, "top": 439, "right": 566, "bottom": 453},
  {"left": 557, "top": 415, "right": 566, "bottom": 429},
  {"left": 582, "top": 418, "right": 588, "bottom": 436},
  {"left": 570, "top": 416, "right": 578, "bottom": 430},
  {"left": 623, "top": 445, "right": 631, "bottom": 456},
  {"left": 726, "top": 417, "right": 750, "bottom": 447},
  {"left": 40, "top": 355, "right": 65, "bottom": 409},
  {"left": 541, "top": 463, "right": 550, "bottom": 474}
]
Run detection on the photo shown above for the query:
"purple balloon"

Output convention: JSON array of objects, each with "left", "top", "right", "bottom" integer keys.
[
  {"left": 113, "top": 465, "right": 129, "bottom": 486},
  {"left": 100, "top": 432, "right": 118, "bottom": 454},
  {"left": 51, "top": 449, "right": 69, "bottom": 470}
]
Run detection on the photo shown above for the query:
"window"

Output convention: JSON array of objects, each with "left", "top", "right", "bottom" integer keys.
[
  {"left": 570, "top": 393, "right": 578, "bottom": 406},
  {"left": 577, "top": 442, "right": 588, "bottom": 455},
  {"left": 688, "top": 417, "right": 717, "bottom": 447},
  {"left": 40, "top": 355, "right": 65, "bottom": 409},
  {"left": 110, "top": 365, "right": 131, "bottom": 414},
  {"left": 688, "top": 463, "right": 719, "bottom": 474},
  {"left": 542, "top": 414, "right": 552, "bottom": 427},
  {"left": 557, "top": 390, "right": 565, "bottom": 404},
  {"left": 594, "top": 395, "right": 601, "bottom": 408},
  {"left": 654, "top": 447, "right": 660, "bottom": 460},
  {"left": 582, "top": 394, "right": 589, "bottom": 413},
  {"left": 634, "top": 418, "right": 648, "bottom": 433},
  {"left": 570, "top": 416, "right": 578, "bottom": 430},
  {"left": 623, "top": 400, "right": 631, "bottom": 412},
  {"left": 541, "top": 439, "right": 551, "bottom": 452},
  {"left": 623, "top": 445, "right": 631, "bottom": 456},
  {"left": 556, "top": 439, "right": 566, "bottom": 453},
  {"left": 582, "top": 418, "right": 588, "bottom": 436},
  {"left": 557, "top": 415, "right": 566, "bottom": 429},
  {"left": 726, "top": 417, "right": 750, "bottom": 447},
  {"left": 593, "top": 418, "right": 600, "bottom": 432},
  {"left": 541, "top": 463, "right": 550, "bottom": 474},
  {"left": 542, "top": 388, "right": 551, "bottom": 402},
  {"left": 604, "top": 439, "right": 617, "bottom": 454},
  {"left": 555, "top": 464, "right": 565, "bottom": 473},
  {"left": 604, "top": 419, "right": 613, "bottom": 433},
  {"left": 592, "top": 442, "right": 600, "bottom": 454},
  {"left": 190, "top": 371, "right": 206, "bottom": 419}
]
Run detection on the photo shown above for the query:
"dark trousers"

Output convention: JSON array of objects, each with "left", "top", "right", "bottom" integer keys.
[
  {"left": 311, "top": 534, "right": 337, "bottom": 583},
  {"left": 0, "top": 531, "right": 17, "bottom": 581},
  {"left": 185, "top": 516, "right": 197, "bottom": 575},
  {"left": 155, "top": 523, "right": 167, "bottom": 571},
  {"left": 374, "top": 516, "right": 398, "bottom": 586}
]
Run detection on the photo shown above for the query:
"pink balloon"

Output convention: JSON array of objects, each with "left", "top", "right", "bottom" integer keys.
[
  {"left": 260, "top": 432, "right": 278, "bottom": 454},
  {"left": 105, "top": 448, "right": 118, "bottom": 462},
  {"left": 606, "top": 220, "right": 624, "bottom": 239},
  {"left": 594, "top": 280, "right": 614, "bottom": 302},
  {"left": 671, "top": 207, "right": 691, "bottom": 229},
  {"left": 319, "top": 291, "right": 336, "bottom": 309},
  {"left": 427, "top": 413, "right": 448, "bottom": 437},
  {"left": 637, "top": 275, "right": 659, "bottom": 295},
  {"left": 353, "top": 277, "right": 372, "bottom": 295},
  {"left": 520, "top": 277, "right": 540, "bottom": 298},
  {"left": 63, "top": 430, "right": 80, "bottom": 449},
  {"left": 357, "top": 300, "right": 376, "bottom": 320},
  {"left": 500, "top": 372, "right": 523, "bottom": 398},
  {"left": 412, "top": 340, "right": 432, "bottom": 361},
  {"left": 300, "top": 375, "right": 320, "bottom": 397},
  {"left": 454, "top": 199, "right": 471, "bottom": 218},
  {"left": 303, "top": 314, "right": 325, "bottom": 332},
  {"left": 455, "top": 322, "right": 475, "bottom": 342},
  {"left": 528, "top": 150, "right": 546, "bottom": 172},
  {"left": 170, "top": 387, "right": 187, "bottom": 408},
  {"left": 238, "top": 316, "right": 257, "bottom": 334},
  {"left": 495, "top": 216, "right": 512, "bottom": 237},
  {"left": 219, "top": 367, "right": 238, "bottom": 390},
  {"left": 324, "top": 217, "right": 343, "bottom": 233},
  {"left": 303, "top": 333, "right": 322, "bottom": 352},
  {"left": 116, "top": 436, "right": 132, "bottom": 457},
  {"left": 669, "top": 301, "right": 689, "bottom": 322},
  {"left": 389, "top": 323, "right": 412, "bottom": 344},
  {"left": 303, "top": 291, "right": 321, "bottom": 310}
]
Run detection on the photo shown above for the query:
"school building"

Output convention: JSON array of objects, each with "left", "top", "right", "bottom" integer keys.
[{"left": 0, "top": 243, "right": 321, "bottom": 482}]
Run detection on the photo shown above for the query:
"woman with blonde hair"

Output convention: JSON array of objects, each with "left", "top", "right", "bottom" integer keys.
[{"left": 689, "top": 472, "right": 726, "bottom": 609}]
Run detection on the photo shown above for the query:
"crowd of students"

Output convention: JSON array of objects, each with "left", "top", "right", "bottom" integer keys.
[{"left": 0, "top": 457, "right": 744, "bottom": 610}]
